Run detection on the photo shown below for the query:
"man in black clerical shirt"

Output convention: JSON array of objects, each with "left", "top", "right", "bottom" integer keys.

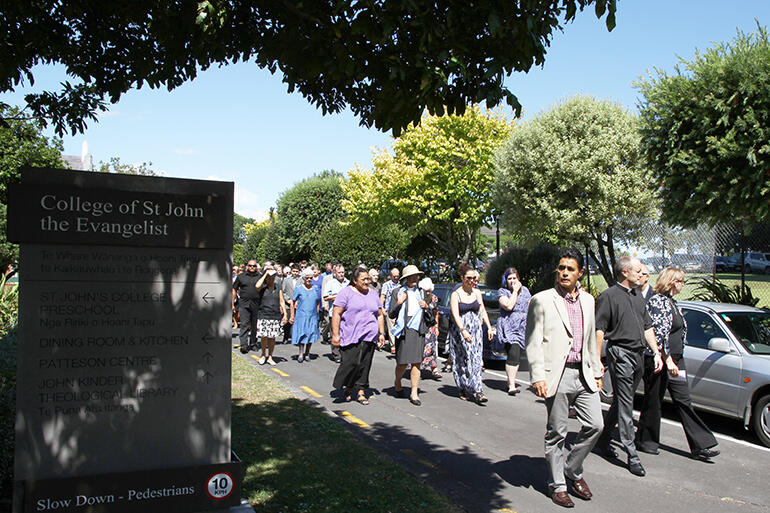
[
  {"left": 594, "top": 256, "right": 662, "bottom": 477},
  {"left": 232, "top": 260, "right": 262, "bottom": 353}
]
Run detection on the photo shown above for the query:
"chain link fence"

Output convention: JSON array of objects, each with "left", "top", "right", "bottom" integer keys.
[{"left": 584, "top": 222, "right": 770, "bottom": 308}]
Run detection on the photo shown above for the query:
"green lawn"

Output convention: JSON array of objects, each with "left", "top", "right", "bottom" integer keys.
[
  {"left": 583, "top": 272, "right": 770, "bottom": 307},
  {"left": 231, "top": 354, "right": 461, "bottom": 513}
]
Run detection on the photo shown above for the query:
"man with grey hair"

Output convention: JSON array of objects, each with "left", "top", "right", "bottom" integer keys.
[
  {"left": 380, "top": 267, "right": 401, "bottom": 352},
  {"left": 594, "top": 256, "right": 663, "bottom": 477}
]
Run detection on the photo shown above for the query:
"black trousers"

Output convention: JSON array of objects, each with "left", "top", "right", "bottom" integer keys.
[
  {"left": 324, "top": 314, "right": 340, "bottom": 359},
  {"left": 333, "top": 341, "right": 376, "bottom": 391},
  {"left": 597, "top": 344, "right": 644, "bottom": 463},
  {"left": 237, "top": 300, "right": 259, "bottom": 348},
  {"left": 636, "top": 354, "right": 717, "bottom": 453},
  {"left": 282, "top": 303, "right": 292, "bottom": 342}
]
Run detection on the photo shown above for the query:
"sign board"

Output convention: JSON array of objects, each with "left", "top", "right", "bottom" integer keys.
[{"left": 8, "top": 167, "right": 238, "bottom": 512}]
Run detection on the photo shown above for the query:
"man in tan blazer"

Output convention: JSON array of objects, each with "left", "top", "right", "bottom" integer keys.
[{"left": 525, "top": 249, "right": 604, "bottom": 508}]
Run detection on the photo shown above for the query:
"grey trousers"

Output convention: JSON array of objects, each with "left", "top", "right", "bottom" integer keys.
[
  {"left": 597, "top": 344, "right": 644, "bottom": 463},
  {"left": 544, "top": 366, "right": 603, "bottom": 494}
]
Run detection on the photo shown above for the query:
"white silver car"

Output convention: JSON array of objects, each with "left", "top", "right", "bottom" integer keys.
[
  {"left": 678, "top": 301, "right": 770, "bottom": 447},
  {"left": 600, "top": 301, "right": 770, "bottom": 447}
]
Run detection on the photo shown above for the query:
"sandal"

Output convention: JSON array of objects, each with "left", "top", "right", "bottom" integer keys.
[
  {"left": 356, "top": 395, "right": 370, "bottom": 405},
  {"left": 344, "top": 388, "right": 353, "bottom": 402},
  {"left": 474, "top": 393, "right": 488, "bottom": 405},
  {"left": 431, "top": 369, "right": 443, "bottom": 380}
]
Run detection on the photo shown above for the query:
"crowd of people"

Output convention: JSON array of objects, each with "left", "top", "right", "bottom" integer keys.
[{"left": 231, "top": 252, "right": 721, "bottom": 508}]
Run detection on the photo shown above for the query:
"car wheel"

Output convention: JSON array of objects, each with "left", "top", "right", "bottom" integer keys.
[
  {"left": 752, "top": 394, "right": 770, "bottom": 448},
  {"left": 765, "top": 266, "right": 770, "bottom": 275}
]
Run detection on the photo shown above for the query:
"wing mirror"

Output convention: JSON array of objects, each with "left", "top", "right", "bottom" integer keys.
[{"left": 707, "top": 337, "right": 732, "bottom": 353}]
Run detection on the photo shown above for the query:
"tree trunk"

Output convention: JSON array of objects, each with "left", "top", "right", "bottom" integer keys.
[{"left": 590, "top": 228, "right": 616, "bottom": 286}]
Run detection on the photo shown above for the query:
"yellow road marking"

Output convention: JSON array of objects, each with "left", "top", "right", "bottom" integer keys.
[
  {"left": 271, "top": 368, "right": 289, "bottom": 377},
  {"left": 301, "top": 386, "right": 322, "bottom": 398},
  {"left": 250, "top": 355, "right": 260, "bottom": 361},
  {"left": 400, "top": 449, "right": 447, "bottom": 474},
  {"left": 338, "top": 410, "right": 370, "bottom": 428}
]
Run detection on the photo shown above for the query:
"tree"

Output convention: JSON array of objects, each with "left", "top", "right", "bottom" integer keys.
[
  {"left": 241, "top": 219, "right": 271, "bottom": 262},
  {"left": 96, "top": 157, "right": 156, "bottom": 176},
  {"left": 0, "top": 105, "right": 63, "bottom": 203},
  {"left": 0, "top": 104, "right": 63, "bottom": 269},
  {"left": 233, "top": 212, "right": 254, "bottom": 246},
  {"left": 314, "top": 220, "right": 410, "bottom": 272},
  {"left": 492, "top": 95, "right": 656, "bottom": 285},
  {"left": 1, "top": 1, "right": 616, "bottom": 136},
  {"left": 274, "top": 171, "right": 345, "bottom": 262},
  {"left": 636, "top": 24, "right": 770, "bottom": 229},
  {"left": 344, "top": 106, "right": 513, "bottom": 270}
]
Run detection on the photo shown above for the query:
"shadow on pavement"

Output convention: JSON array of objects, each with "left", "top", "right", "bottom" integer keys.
[{"left": 493, "top": 454, "right": 550, "bottom": 497}]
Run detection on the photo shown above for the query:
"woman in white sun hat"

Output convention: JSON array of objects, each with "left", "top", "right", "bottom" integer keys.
[{"left": 388, "top": 265, "right": 436, "bottom": 406}]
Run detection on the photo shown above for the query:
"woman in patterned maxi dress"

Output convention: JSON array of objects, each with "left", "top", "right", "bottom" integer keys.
[{"left": 448, "top": 267, "right": 493, "bottom": 405}]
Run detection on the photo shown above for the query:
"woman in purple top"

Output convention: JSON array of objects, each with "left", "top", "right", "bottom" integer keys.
[
  {"left": 331, "top": 266, "right": 386, "bottom": 405},
  {"left": 497, "top": 267, "right": 531, "bottom": 395}
]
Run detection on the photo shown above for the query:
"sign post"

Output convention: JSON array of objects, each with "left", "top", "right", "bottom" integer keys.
[{"left": 8, "top": 167, "right": 244, "bottom": 512}]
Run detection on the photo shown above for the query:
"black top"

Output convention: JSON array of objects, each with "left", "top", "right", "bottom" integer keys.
[
  {"left": 458, "top": 300, "right": 479, "bottom": 314},
  {"left": 595, "top": 283, "right": 652, "bottom": 351},
  {"left": 257, "top": 285, "right": 282, "bottom": 319},
  {"left": 233, "top": 272, "right": 262, "bottom": 301},
  {"left": 668, "top": 300, "right": 685, "bottom": 356}
]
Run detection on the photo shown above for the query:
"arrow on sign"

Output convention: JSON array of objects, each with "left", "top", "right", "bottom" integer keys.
[
  {"left": 202, "top": 292, "right": 214, "bottom": 304},
  {"left": 202, "top": 371, "right": 214, "bottom": 384},
  {"left": 201, "top": 333, "right": 213, "bottom": 344},
  {"left": 202, "top": 352, "right": 213, "bottom": 363}
]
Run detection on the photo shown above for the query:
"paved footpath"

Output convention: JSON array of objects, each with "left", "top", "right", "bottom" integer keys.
[{"left": 233, "top": 335, "right": 770, "bottom": 513}]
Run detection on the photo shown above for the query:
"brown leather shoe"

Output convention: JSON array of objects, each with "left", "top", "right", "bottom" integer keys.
[
  {"left": 552, "top": 491, "right": 575, "bottom": 508},
  {"left": 568, "top": 478, "right": 593, "bottom": 500}
]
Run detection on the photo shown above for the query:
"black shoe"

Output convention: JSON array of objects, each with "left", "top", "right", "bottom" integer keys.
[
  {"left": 409, "top": 397, "right": 422, "bottom": 406},
  {"left": 596, "top": 445, "right": 618, "bottom": 459},
  {"left": 693, "top": 447, "right": 720, "bottom": 461},
  {"left": 334, "top": 356, "right": 341, "bottom": 363},
  {"left": 394, "top": 388, "right": 406, "bottom": 398},
  {"left": 637, "top": 445, "right": 660, "bottom": 455},
  {"left": 628, "top": 459, "right": 646, "bottom": 477},
  {"left": 239, "top": 345, "right": 249, "bottom": 354}
]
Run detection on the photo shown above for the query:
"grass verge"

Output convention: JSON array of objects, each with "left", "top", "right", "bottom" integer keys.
[{"left": 231, "top": 354, "right": 461, "bottom": 513}]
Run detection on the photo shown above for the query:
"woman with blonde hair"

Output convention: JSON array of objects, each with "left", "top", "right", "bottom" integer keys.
[{"left": 636, "top": 266, "right": 719, "bottom": 461}]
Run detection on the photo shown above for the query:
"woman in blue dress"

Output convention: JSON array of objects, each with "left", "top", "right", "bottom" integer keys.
[
  {"left": 497, "top": 267, "right": 531, "bottom": 396},
  {"left": 290, "top": 268, "right": 321, "bottom": 362}
]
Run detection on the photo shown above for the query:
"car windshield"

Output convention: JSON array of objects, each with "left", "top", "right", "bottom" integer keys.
[{"left": 719, "top": 311, "right": 770, "bottom": 355}]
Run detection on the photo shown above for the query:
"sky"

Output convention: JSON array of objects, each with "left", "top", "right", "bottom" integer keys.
[{"left": 2, "top": 1, "right": 768, "bottom": 221}]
